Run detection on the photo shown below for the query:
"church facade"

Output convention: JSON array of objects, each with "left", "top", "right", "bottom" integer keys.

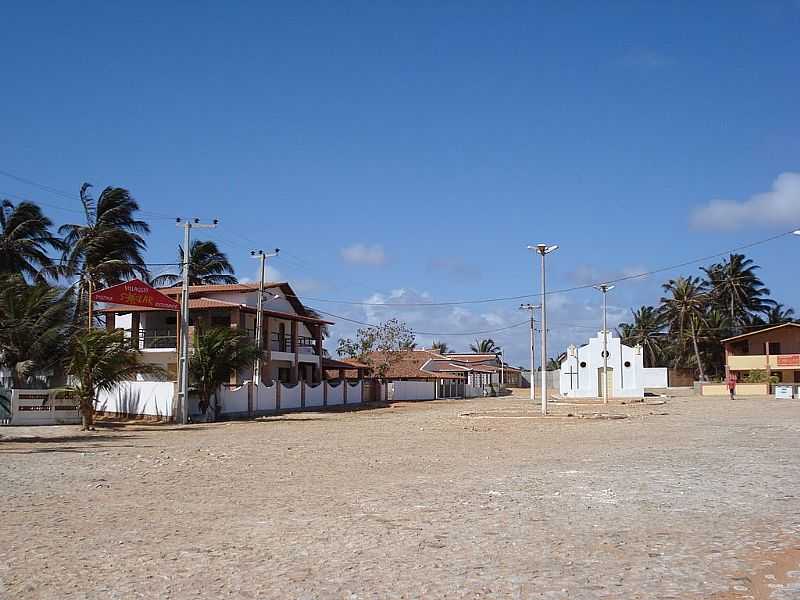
[{"left": 559, "top": 331, "right": 668, "bottom": 399}]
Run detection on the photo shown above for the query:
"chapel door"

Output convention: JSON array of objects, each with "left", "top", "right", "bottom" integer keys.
[{"left": 597, "top": 367, "right": 614, "bottom": 398}]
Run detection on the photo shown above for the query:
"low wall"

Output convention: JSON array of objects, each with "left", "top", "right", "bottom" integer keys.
[
  {"left": 254, "top": 382, "right": 276, "bottom": 412},
  {"left": 389, "top": 381, "right": 436, "bottom": 402},
  {"left": 218, "top": 383, "right": 249, "bottom": 415},
  {"left": 280, "top": 383, "right": 302, "bottom": 410},
  {"left": 701, "top": 383, "right": 769, "bottom": 396},
  {"left": 305, "top": 383, "right": 324, "bottom": 407},
  {"left": 96, "top": 382, "right": 175, "bottom": 418},
  {"left": 12, "top": 389, "right": 81, "bottom": 425},
  {"left": 347, "top": 381, "right": 362, "bottom": 405},
  {"left": 642, "top": 368, "right": 669, "bottom": 389},
  {"left": 327, "top": 382, "right": 344, "bottom": 405}
]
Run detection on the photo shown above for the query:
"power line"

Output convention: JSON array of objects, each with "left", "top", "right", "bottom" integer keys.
[
  {"left": 308, "top": 306, "right": 530, "bottom": 336},
  {"left": 277, "top": 228, "right": 799, "bottom": 307}
]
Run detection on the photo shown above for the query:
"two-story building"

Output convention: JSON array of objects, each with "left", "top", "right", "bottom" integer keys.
[
  {"left": 97, "top": 282, "right": 333, "bottom": 385},
  {"left": 723, "top": 322, "right": 800, "bottom": 383}
]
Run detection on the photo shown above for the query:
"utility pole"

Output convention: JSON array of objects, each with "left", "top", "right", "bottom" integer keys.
[
  {"left": 528, "top": 244, "right": 558, "bottom": 415},
  {"left": 251, "top": 248, "right": 279, "bottom": 385},
  {"left": 593, "top": 283, "right": 615, "bottom": 404},
  {"left": 500, "top": 348, "right": 505, "bottom": 390},
  {"left": 520, "top": 303, "right": 541, "bottom": 402},
  {"left": 176, "top": 218, "right": 218, "bottom": 424}
]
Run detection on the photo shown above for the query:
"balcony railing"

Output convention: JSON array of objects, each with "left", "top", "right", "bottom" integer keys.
[
  {"left": 128, "top": 329, "right": 178, "bottom": 350},
  {"left": 269, "top": 332, "right": 318, "bottom": 354}
]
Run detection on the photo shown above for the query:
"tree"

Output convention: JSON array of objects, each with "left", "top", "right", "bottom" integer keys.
[
  {"left": 0, "top": 199, "right": 64, "bottom": 281},
  {"left": 59, "top": 184, "right": 150, "bottom": 323},
  {"left": 150, "top": 239, "right": 237, "bottom": 287},
  {"left": 660, "top": 276, "right": 709, "bottom": 381},
  {"left": 470, "top": 338, "right": 499, "bottom": 354},
  {"left": 430, "top": 340, "right": 449, "bottom": 354},
  {"left": 189, "top": 327, "right": 259, "bottom": 420},
  {"left": 765, "top": 303, "right": 795, "bottom": 325},
  {"left": 66, "top": 329, "right": 164, "bottom": 430},
  {"left": 702, "top": 253, "right": 775, "bottom": 330},
  {"left": 0, "top": 200, "right": 64, "bottom": 281},
  {"left": 0, "top": 276, "right": 74, "bottom": 388},
  {"left": 337, "top": 318, "right": 415, "bottom": 379},
  {"left": 617, "top": 306, "right": 666, "bottom": 367}
]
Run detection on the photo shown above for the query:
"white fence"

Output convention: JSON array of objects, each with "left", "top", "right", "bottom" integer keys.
[
  {"left": 96, "top": 381, "right": 175, "bottom": 418},
  {"left": 280, "top": 383, "right": 302, "bottom": 410},
  {"left": 388, "top": 381, "right": 436, "bottom": 402},
  {"left": 10, "top": 389, "right": 81, "bottom": 425},
  {"left": 642, "top": 368, "right": 669, "bottom": 389},
  {"left": 305, "top": 383, "right": 325, "bottom": 407},
  {"left": 326, "top": 382, "right": 344, "bottom": 405}
]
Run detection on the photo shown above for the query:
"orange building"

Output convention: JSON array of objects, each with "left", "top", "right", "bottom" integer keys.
[{"left": 723, "top": 323, "right": 800, "bottom": 383}]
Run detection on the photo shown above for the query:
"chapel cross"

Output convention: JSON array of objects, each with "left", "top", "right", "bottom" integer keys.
[{"left": 566, "top": 366, "right": 579, "bottom": 389}]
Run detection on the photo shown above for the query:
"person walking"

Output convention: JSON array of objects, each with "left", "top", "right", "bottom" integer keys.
[{"left": 726, "top": 373, "right": 737, "bottom": 400}]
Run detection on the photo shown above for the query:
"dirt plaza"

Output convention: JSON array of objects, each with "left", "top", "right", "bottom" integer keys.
[{"left": 1, "top": 392, "right": 799, "bottom": 599}]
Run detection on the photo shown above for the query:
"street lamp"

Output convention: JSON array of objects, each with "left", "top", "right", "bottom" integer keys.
[
  {"left": 528, "top": 244, "right": 558, "bottom": 415},
  {"left": 593, "top": 283, "right": 615, "bottom": 404},
  {"left": 520, "top": 303, "right": 542, "bottom": 402}
]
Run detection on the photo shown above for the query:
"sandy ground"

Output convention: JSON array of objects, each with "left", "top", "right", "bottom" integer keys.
[{"left": 1, "top": 392, "right": 800, "bottom": 599}]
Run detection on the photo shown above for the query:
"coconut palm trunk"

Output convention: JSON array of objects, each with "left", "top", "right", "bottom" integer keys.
[{"left": 690, "top": 319, "right": 706, "bottom": 382}]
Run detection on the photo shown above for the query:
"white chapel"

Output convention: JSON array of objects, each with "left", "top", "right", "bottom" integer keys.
[{"left": 559, "top": 331, "right": 668, "bottom": 399}]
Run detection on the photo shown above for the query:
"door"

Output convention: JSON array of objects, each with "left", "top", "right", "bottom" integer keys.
[{"left": 597, "top": 367, "right": 614, "bottom": 398}]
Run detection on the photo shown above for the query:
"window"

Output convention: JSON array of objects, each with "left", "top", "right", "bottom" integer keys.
[
  {"left": 766, "top": 342, "right": 781, "bottom": 355},
  {"left": 624, "top": 361, "right": 631, "bottom": 368},
  {"left": 580, "top": 361, "right": 587, "bottom": 368}
]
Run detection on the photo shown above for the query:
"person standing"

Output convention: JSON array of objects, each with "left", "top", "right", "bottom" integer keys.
[{"left": 726, "top": 373, "right": 737, "bottom": 400}]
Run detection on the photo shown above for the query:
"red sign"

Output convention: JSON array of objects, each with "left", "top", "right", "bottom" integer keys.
[
  {"left": 91, "top": 279, "right": 180, "bottom": 311},
  {"left": 776, "top": 354, "right": 800, "bottom": 367}
]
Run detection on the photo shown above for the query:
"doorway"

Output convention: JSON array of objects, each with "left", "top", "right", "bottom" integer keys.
[{"left": 597, "top": 367, "right": 614, "bottom": 398}]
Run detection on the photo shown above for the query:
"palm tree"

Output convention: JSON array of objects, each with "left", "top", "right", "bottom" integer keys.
[
  {"left": 150, "top": 240, "right": 237, "bottom": 287},
  {"left": 470, "top": 338, "right": 499, "bottom": 354},
  {"left": 617, "top": 306, "right": 666, "bottom": 367},
  {"left": 702, "top": 254, "right": 775, "bottom": 330},
  {"left": 189, "top": 327, "right": 260, "bottom": 420},
  {"left": 430, "top": 340, "right": 449, "bottom": 354},
  {"left": 66, "top": 329, "right": 164, "bottom": 430},
  {"left": 0, "top": 276, "right": 74, "bottom": 388},
  {"left": 765, "top": 303, "right": 795, "bottom": 325},
  {"left": 0, "top": 199, "right": 64, "bottom": 281},
  {"left": 660, "top": 276, "right": 709, "bottom": 381},
  {"left": 59, "top": 184, "right": 150, "bottom": 322}
]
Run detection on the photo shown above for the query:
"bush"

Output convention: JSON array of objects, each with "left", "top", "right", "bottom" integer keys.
[{"left": 743, "top": 370, "right": 779, "bottom": 384}]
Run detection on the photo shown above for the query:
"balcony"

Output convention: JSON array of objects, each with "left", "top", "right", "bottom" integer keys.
[
  {"left": 268, "top": 332, "right": 318, "bottom": 355},
  {"left": 125, "top": 329, "right": 178, "bottom": 351},
  {"left": 728, "top": 354, "right": 800, "bottom": 370}
]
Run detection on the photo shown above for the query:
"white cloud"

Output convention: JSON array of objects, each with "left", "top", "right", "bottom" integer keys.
[
  {"left": 340, "top": 243, "right": 386, "bottom": 266},
  {"left": 690, "top": 172, "right": 800, "bottom": 231}
]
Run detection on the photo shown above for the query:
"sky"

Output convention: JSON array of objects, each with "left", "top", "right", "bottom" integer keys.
[{"left": 1, "top": 1, "right": 799, "bottom": 366}]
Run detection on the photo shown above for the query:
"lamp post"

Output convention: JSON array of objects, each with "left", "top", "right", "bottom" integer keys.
[
  {"left": 251, "top": 248, "right": 280, "bottom": 386},
  {"left": 593, "top": 283, "right": 615, "bottom": 404},
  {"left": 528, "top": 244, "right": 558, "bottom": 415},
  {"left": 520, "top": 303, "right": 541, "bottom": 402}
]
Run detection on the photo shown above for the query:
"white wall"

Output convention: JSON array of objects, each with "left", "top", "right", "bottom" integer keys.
[
  {"left": 642, "top": 368, "right": 669, "bottom": 389},
  {"left": 280, "top": 383, "right": 302, "bottom": 410},
  {"left": 305, "top": 383, "right": 324, "bottom": 407},
  {"left": 95, "top": 382, "right": 175, "bottom": 418},
  {"left": 389, "top": 381, "right": 436, "bottom": 401},
  {"left": 326, "top": 382, "right": 344, "bottom": 405},
  {"left": 465, "top": 384, "right": 484, "bottom": 398},
  {"left": 347, "top": 382, "right": 362, "bottom": 405},
  {"left": 254, "top": 382, "right": 277, "bottom": 412},
  {"left": 218, "top": 384, "right": 249, "bottom": 414},
  {"left": 11, "top": 389, "right": 82, "bottom": 425}
]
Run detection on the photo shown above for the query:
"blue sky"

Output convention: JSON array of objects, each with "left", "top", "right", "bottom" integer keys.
[{"left": 1, "top": 1, "right": 799, "bottom": 365}]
